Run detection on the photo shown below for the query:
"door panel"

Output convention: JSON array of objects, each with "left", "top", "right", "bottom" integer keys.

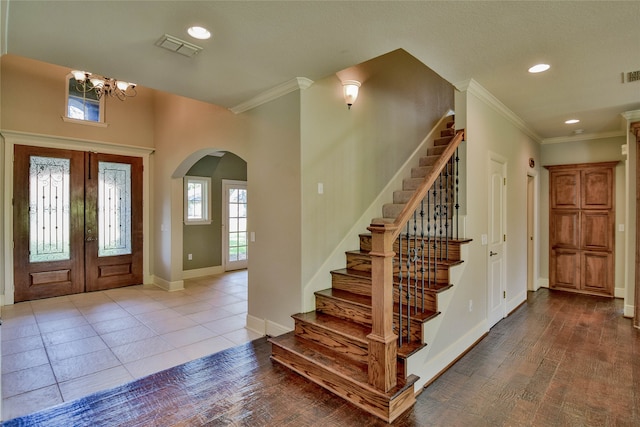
[
  {"left": 550, "top": 210, "right": 580, "bottom": 249},
  {"left": 223, "top": 180, "right": 248, "bottom": 271},
  {"left": 550, "top": 171, "right": 580, "bottom": 209},
  {"left": 85, "top": 153, "right": 143, "bottom": 291},
  {"left": 581, "top": 168, "right": 612, "bottom": 209},
  {"left": 581, "top": 211, "right": 612, "bottom": 251},
  {"left": 550, "top": 249, "right": 580, "bottom": 290},
  {"left": 582, "top": 252, "right": 613, "bottom": 294},
  {"left": 14, "top": 145, "right": 143, "bottom": 302},
  {"left": 488, "top": 158, "right": 506, "bottom": 327},
  {"left": 13, "top": 145, "right": 85, "bottom": 302}
]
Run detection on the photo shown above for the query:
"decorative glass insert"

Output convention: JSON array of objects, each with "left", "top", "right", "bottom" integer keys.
[
  {"left": 67, "top": 75, "right": 103, "bottom": 122},
  {"left": 98, "top": 162, "right": 132, "bottom": 257},
  {"left": 29, "top": 156, "right": 71, "bottom": 263},
  {"left": 228, "top": 188, "right": 247, "bottom": 261}
]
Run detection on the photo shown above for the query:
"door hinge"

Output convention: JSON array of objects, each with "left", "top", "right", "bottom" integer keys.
[
  {"left": 503, "top": 177, "right": 506, "bottom": 185},
  {"left": 503, "top": 234, "right": 506, "bottom": 242},
  {"left": 503, "top": 291, "right": 506, "bottom": 299}
]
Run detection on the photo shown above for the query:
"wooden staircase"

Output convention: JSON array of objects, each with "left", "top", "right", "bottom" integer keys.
[{"left": 270, "top": 119, "right": 469, "bottom": 422}]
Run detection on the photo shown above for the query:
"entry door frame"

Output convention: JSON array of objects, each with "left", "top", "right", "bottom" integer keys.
[{"left": 2, "top": 131, "right": 153, "bottom": 305}]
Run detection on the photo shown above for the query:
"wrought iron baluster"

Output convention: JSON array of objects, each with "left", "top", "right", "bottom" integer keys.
[
  {"left": 398, "top": 232, "right": 404, "bottom": 347},
  {"left": 405, "top": 221, "right": 412, "bottom": 345},
  {"left": 420, "top": 199, "right": 425, "bottom": 312},
  {"left": 455, "top": 147, "right": 460, "bottom": 240}
]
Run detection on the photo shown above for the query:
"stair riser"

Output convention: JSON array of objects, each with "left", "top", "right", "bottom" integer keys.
[
  {"left": 347, "top": 253, "right": 450, "bottom": 284},
  {"left": 270, "top": 347, "right": 415, "bottom": 423},
  {"left": 294, "top": 321, "right": 368, "bottom": 364},
  {"left": 383, "top": 203, "right": 454, "bottom": 219},
  {"left": 419, "top": 156, "right": 439, "bottom": 167},
  {"left": 315, "top": 294, "right": 423, "bottom": 343},
  {"left": 331, "top": 272, "right": 440, "bottom": 312},
  {"left": 316, "top": 294, "right": 372, "bottom": 326},
  {"left": 427, "top": 145, "right": 447, "bottom": 156},
  {"left": 434, "top": 136, "right": 453, "bottom": 146},
  {"left": 393, "top": 189, "right": 455, "bottom": 204},
  {"left": 359, "top": 235, "right": 465, "bottom": 261},
  {"left": 331, "top": 272, "right": 373, "bottom": 295}
]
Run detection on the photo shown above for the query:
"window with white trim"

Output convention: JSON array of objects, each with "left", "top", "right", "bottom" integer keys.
[
  {"left": 184, "top": 176, "right": 211, "bottom": 225},
  {"left": 65, "top": 73, "right": 105, "bottom": 123}
]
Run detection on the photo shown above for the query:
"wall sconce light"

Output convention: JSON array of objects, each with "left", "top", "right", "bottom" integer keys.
[{"left": 342, "top": 80, "right": 361, "bottom": 109}]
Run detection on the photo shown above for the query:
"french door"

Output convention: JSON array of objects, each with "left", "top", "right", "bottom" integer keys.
[
  {"left": 13, "top": 145, "right": 143, "bottom": 302},
  {"left": 223, "top": 180, "right": 247, "bottom": 271}
]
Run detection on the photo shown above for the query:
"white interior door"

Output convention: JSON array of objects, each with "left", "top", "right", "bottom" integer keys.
[
  {"left": 488, "top": 156, "right": 507, "bottom": 327},
  {"left": 223, "top": 180, "right": 247, "bottom": 271}
]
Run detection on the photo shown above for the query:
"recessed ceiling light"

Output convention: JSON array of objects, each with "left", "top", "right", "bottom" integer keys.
[
  {"left": 187, "top": 26, "right": 211, "bottom": 40},
  {"left": 528, "top": 64, "right": 550, "bottom": 73},
  {"left": 565, "top": 119, "right": 580, "bottom": 124}
]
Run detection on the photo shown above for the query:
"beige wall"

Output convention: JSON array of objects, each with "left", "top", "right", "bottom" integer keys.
[
  {"left": 1, "top": 55, "right": 154, "bottom": 148},
  {"left": 244, "top": 91, "right": 302, "bottom": 331},
  {"left": 300, "top": 49, "right": 455, "bottom": 309},
  {"left": 539, "top": 136, "right": 626, "bottom": 296},
  {"left": 427, "top": 82, "right": 541, "bottom": 355},
  {"left": 152, "top": 91, "right": 250, "bottom": 285}
]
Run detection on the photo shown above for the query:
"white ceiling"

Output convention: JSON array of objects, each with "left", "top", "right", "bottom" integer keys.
[{"left": 4, "top": 1, "right": 640, "bottom": 142}]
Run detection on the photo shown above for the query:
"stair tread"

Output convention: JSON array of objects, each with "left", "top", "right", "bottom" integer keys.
[
  {"left": 270, "top": 332, "right": 369, "bottom": 383},
  {"left": 293, "top": 311, "right": 369, "bottom": 343},
  {"left": 316, "top": 288, "right": 440, "bottom": 322},
  {"left": 271, "top": 332, "right": 418, "bottom": 396},
  {"left": 331, "top": 267, "right": 372, "bottom": 278},
  {"left": 397, "top": 341, "right": 426, "bottom": 359}
]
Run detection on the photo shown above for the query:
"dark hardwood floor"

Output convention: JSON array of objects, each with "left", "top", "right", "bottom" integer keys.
[{"left": 3, "top": 289, "right": 639, "bottom": 426}]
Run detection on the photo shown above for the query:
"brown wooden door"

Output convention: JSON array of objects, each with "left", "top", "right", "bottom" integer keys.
[
  {"left": 547, "top": 162, "right": 617, "bottom": 297},
  {"left": 13, "top": 146, "right": 86, "bottom": 302},
  {"left": 13, "top": 145, "right": 143, "bottom": 302},
  {"left": 85, "top": 152, "right": 143, "bottom": 292}
]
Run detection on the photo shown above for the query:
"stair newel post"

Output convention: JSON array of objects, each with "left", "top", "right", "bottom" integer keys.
[{"left": 367, "top": 221, "right": 398, "bottom": 393}]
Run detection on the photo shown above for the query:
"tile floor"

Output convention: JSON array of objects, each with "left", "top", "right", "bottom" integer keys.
[{"left": 1, "top": 270, "right": 262, "bottom": 421}]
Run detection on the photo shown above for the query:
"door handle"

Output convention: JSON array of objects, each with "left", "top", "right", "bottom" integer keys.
[
  {"left": 489, "top": 251, "right": 498, "bottom": 256},
  {"left": 86, "top": 236, "right": 96, "bottom": 242}
]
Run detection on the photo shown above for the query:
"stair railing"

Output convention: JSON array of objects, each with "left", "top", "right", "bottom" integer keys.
[{"left": 367, "top": 129, "right": 464, "bottom": 393}]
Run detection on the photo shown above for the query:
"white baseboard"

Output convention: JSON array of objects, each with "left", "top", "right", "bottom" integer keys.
[
  {"left": 152, "top": 275, "right": 185, "bottom": 292},
  {"left": 615, "top": 287, "right": 625, "bottom": 299},
  {"left": 624, "top": 304, "right": 635, "bottom": 319},
  {"left": 408, "top": 320, "right": 488, "bottom": 391},
  {"left": 182, "top": 265, "right": 224, "bottom": 280},
  {"left": 246, "top": 314, "right": 292, "bottom": 337},
  {"left": 538, "top": 278, "right": 549, "bottom": 289},
  {"left": 507, "top": 290, "right": 527, "bottom": 313}
]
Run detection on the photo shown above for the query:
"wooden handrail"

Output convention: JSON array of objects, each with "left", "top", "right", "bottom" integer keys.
[{"left": 391, "top": 129, "right": 464, "bottom": 241}]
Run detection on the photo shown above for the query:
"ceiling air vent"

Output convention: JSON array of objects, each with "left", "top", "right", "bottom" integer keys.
[{"left": 155, "top": 34, "right": 203, "bottom": 57}]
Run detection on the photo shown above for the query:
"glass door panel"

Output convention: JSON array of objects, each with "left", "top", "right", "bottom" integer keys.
[{"left": 224, "top": 180, "right": 247, "bottom": 270}]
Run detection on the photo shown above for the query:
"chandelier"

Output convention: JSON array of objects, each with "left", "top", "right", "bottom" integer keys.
[{"left": 71, "top": 70, "right": 137, "bottom": 101}]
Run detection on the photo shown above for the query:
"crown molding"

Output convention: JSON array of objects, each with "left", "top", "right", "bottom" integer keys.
[
  {"left": 541, "top": 130, "right": 626, "bottom": 145},
  {"left": 230, "top": 77, "right": 314, "bottom": 114},
  {"left": 454, "top": 78, "right": 542, "bottom": 144},
  {"left": 622, "top": 109, "right": 640, "bottom": 122}
]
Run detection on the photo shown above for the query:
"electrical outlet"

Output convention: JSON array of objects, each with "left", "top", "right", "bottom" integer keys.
[{"left": 188, "top": 253, "right": 193, "bottom": 260}]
